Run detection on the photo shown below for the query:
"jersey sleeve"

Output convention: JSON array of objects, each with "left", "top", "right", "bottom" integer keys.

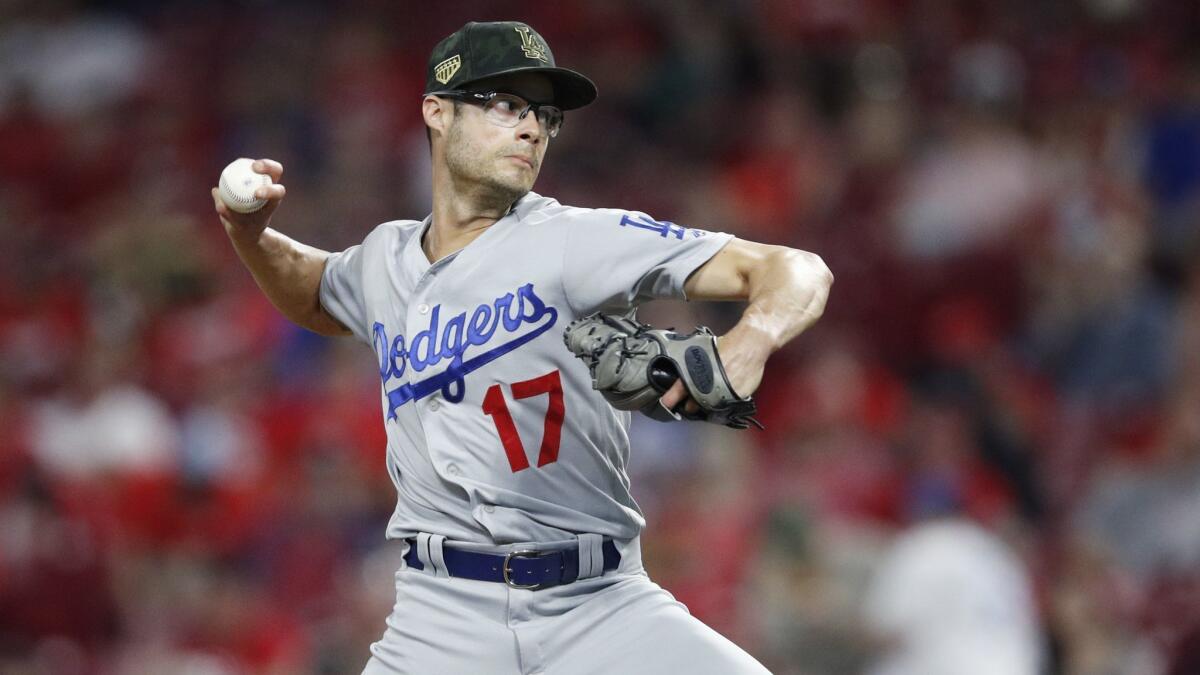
[
  {"left": 319, "top": 242, "right": 371, "bottom": 343},
  {"left": 561, "top": 209, "right": 734, "bottom": 314}
]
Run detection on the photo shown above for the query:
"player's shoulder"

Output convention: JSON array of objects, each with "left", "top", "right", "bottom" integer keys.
[
  {"left": 358, "top": 218, "right": 425, "bottom": 250},
  {"left": 525, "top": 196, "right": 705, "bottom": 243},
  {"left": 519, "top": 192, "right": 627, "bottom": 229}
]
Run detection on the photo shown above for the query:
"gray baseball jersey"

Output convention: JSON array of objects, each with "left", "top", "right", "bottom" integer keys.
[{"left": 319, "top": 192, "right": 733, "bottom": 546}]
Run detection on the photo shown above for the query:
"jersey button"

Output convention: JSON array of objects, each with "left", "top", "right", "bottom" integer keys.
[
  {"left": 446, "top": 464, "right": 460, "bottom": 475},
  {"left": 417, "top": 303, "right": 430, "bottom": 314},
  {"left": 429, "top": 400, "right": 440, "bottom": 411},
  {"left": 484, "top": 505, "right": 495, "bottom": 513}
]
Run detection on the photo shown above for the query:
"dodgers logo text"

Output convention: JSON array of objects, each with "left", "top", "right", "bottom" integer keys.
[{"left": 372, "top": 283, "right": 558, "bottom": 419}]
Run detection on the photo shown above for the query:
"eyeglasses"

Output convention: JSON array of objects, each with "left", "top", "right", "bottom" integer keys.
[{"left": 432, "top": 90, "right": 564, "bottom": 138}]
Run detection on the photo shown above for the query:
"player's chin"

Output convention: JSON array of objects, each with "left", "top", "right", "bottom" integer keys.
[
  {"left": 501, "top": 158, "right": 537, "bottom": 180},
  {"left": 499, "top": 165, "right": 537, "bottom": 190},
  {"left": 482, "top": 175, "right": 532, "bottom": 204}
]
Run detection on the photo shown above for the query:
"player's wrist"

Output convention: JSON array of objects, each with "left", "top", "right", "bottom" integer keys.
[
  {"left": 224, "top": 220, "right": 270, "bottom": 248},
  {"left": 722, "top": 319, "right": 779, "bottom": 359}
]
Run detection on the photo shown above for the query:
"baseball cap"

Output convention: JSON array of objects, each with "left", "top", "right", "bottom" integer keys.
[{"left": 425, "top": 21, "right": 597, "bottom": 110}]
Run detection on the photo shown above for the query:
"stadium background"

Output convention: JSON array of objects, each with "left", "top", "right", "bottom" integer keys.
[{"left": 2, "top": 0, "right": 1200, "bottom": 673}]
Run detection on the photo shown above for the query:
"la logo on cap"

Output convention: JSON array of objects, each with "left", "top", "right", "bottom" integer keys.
[
  {"left": 435, "top": 54, "right": 461, "bottom": 84},
  {"left": 514, "top": 26, "right": 549, "bottom": 62}
]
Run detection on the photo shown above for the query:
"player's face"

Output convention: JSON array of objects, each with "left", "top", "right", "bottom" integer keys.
[{"left": 442, "top": 73, "right": 555, "bottom": 203}]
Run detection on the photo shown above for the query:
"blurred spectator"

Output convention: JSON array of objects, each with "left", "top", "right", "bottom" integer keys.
[
  {"left": 28, "top": 344, "right": 179, "bottom": 479},
  {"left": 0, "top": 10, "right": 149, "bottom": 120},
  {"left": 863, "top": 518, "right": 1042, "bottom": 675}
]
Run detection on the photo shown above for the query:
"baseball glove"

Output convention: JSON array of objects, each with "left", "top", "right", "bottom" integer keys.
[{"left": 563, "top": 312, "right": 763, "bottom": 430}]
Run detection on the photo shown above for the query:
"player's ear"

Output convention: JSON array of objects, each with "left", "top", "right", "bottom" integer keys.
[{"left": 422, "top": 96, "right": 452, "bottom": 139}]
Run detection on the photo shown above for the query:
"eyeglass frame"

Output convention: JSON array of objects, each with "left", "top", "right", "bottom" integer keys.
[{"left": 427, "top": 89, "right": 565, "bottom": 138}]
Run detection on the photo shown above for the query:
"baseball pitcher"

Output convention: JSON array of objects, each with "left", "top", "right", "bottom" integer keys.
[{"left": 211, "top": 21, "right": 832, "bottom": 675}]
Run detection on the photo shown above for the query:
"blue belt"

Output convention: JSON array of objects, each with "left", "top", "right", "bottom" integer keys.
[{"left": 403, "top": 537, "right": 621, "bottom": 591}]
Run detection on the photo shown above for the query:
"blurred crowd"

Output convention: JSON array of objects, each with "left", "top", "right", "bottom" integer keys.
[{"left": 2, "top": 0, "right": 1200, "bottom": 673}]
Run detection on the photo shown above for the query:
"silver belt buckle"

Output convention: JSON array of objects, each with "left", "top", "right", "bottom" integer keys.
[{"left": 502, "top": 549, "right": 545, "bottom": 590}]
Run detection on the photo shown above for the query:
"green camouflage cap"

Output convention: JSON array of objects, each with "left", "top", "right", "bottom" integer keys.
[{"left": 425, "top": 21, "right": 597, "bottom": 110}]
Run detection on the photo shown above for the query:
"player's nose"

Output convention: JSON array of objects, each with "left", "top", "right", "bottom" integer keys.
[{"left": 515, "top": 111, "right": 542, "bottom": 143}]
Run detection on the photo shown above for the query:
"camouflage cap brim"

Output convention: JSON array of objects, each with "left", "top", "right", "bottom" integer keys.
[{"left": 453, "top": 66, "right": 597, "bottom": 111}]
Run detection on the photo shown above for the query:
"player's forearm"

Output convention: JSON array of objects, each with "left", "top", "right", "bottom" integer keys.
[
  {"left": 726, "top": 248, "right": 833, "bottom": 355},
  {"left": 226, "top": 226, "right": 350, "bottom": 336}
]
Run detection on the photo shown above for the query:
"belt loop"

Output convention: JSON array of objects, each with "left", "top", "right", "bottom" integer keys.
[
  {"left": 416, "top": 533, "right": 450, "bottom": 577},
  {"left": 429, "top": 534, "right": 448, "bottom": 577},
  {"left": 415, "top": 533, "right": 432, "bottom": 572},
  {"left": 576, "top": 533, "right": 604, "bottom": 579}
]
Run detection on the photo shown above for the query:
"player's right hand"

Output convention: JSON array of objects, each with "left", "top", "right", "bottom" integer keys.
[{"left": 211, "top": 158, "right": 287, "bottom": 242}]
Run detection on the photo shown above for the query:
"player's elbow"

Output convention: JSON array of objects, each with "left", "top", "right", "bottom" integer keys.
[
  {"left": 771, "top": 247, "right": 833, "bottom": 289},
  {"left": 800, "top": 250, "right": 833, "bottom": 289}
]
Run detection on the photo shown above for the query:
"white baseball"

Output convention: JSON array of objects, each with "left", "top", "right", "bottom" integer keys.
[{"left": 218, "top": 158, "right": 272, "bottom": 214}]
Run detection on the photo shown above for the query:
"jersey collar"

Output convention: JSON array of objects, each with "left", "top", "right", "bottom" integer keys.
[{"left": 408, "top": 191, "right": 543, "bottom": 272}]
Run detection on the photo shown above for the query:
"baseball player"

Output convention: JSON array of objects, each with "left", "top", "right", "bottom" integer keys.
[{"left": 211, "top": 21, "right": 832, "bottom": 675}]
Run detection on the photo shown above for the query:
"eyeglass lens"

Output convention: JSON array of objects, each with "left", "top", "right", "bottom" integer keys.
[{"left": 484, "top": 94, "right": 562, "bottom": 137}]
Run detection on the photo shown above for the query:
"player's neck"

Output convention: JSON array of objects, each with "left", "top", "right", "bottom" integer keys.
[
  {"left": 424, "top": 199, "right": 508, "bottom": 264},
  {"left": 426, "top": 179, "right": 519, "bottom": 263},
  {"left": 430, "top": 157, "right": 524, "bottom": 223}
]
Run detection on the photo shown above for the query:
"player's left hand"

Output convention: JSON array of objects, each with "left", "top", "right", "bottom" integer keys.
[
  {"left": 565, "top": 313, "right": 763, "bottom": 429},
  {"left": 659, "top": 330, "right": 767, "bottom": 416}
]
